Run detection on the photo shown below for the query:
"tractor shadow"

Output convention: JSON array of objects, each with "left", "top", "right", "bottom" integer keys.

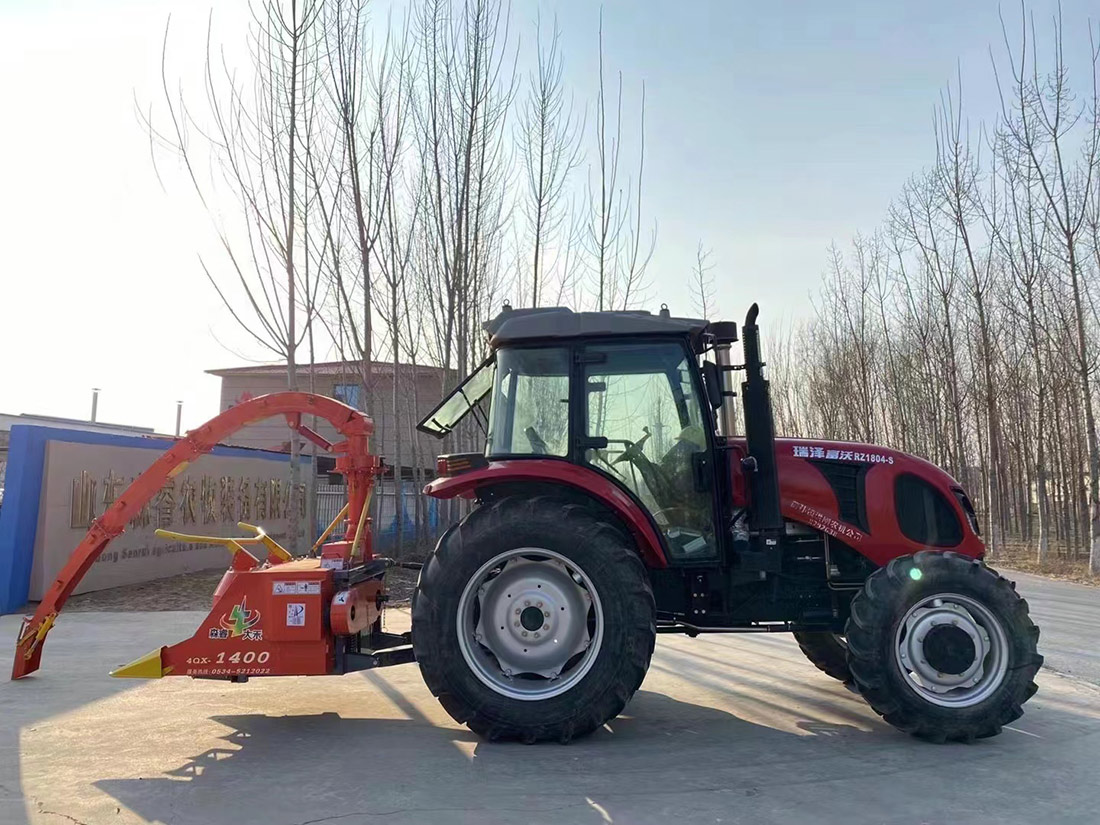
[
  {"left": 92, "top": 681, "right": 884, "bottom": 825},
  {"left": 90, "top": 669, "right": 1100, "bottom": 825}
]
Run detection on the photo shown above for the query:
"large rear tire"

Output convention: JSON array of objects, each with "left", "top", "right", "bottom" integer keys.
[
  {"left": 792, "top": 631, "right": 851, "bottom": 683},
  {"left": 845, "top": 551, "right": 1042, "bottom": 743},
  {"left": 412, "top": 496, "right": 656, "bottom": 743}
]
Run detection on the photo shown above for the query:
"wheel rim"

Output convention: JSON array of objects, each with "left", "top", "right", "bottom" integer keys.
[
  {"left": 456, "top": 547, "right": 604, "bottom": 701},
  {"left": 893, "top": 592, "right": 1009, "bottom": 708}
]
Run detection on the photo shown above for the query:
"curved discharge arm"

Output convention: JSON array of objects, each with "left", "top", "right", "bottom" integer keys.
[{"left": 12, "top": 392, "right": 376, "bottom": 679}]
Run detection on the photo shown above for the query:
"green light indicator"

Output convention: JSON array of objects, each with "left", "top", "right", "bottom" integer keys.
[{"left": 909, "top": 568, "right": 923, "bottom": 581}]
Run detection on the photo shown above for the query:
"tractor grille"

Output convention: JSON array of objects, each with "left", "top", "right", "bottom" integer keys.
[{"left": 808, "top": 460, "right": 868, "bottom": 532}]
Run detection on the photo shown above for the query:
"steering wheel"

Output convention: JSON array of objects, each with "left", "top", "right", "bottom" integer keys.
[
  {"left": 612, "top": 427, "right": 652, "bottom": 465},
  {"left": 525, "top": 426, "right": 549, "bottom": 455}
]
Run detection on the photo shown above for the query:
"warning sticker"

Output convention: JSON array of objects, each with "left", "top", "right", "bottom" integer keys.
[
  {"left": 286, "top": 603, "right": 306, "bottom": 627},
  {"left": 273, "top": 581, "right": 322, "bottom": 595}
]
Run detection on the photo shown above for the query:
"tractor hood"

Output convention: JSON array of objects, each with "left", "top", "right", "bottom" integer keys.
[{"left": 745, "top": 437, "right": 983, "bottom": 566}]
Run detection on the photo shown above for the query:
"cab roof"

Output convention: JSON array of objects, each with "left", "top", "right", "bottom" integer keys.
[{"left": 484, "top": 306, "right": 709, "bottom": 348}]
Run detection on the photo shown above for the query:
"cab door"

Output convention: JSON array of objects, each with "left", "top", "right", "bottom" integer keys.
[{"left": 578, "top": 341, "right": 718, "bottom": 562}]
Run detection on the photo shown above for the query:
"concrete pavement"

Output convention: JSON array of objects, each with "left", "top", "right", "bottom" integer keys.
[
  {"left": 1, "top": 575, "right": 1098, "bottom": 825},
  {"left": 1006, "top": 570, "right": 1100, "bottom": 685}
]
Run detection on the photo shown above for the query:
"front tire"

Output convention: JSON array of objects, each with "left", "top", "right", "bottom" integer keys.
[
  {"left": 412, "top": 496, "right": 656, "bottom": 743},
  {"left": 845, "top": 551, "right": 1042, "bottom": 742}
]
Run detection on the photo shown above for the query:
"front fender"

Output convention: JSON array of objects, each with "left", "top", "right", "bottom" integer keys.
[{"left": 424, "top": 460, "right": 668, "bottom": 568}]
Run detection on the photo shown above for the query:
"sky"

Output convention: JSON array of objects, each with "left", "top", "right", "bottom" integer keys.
[{"left": 1, "top": 0, "right": 1096, "bottom": 434}]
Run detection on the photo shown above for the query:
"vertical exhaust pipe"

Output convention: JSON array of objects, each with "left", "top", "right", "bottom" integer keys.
[
  {"left": 708, "top": 321, "right": 740, "bottom": 438},
  {"left": 90, "top": 388, "right": 100, "bottom": 423},
  {"left": 741, "top": 304, "right": 783, "bottom": 534},
  {"left": 175, "top": 401, "right": 184, "bottom": 437}
]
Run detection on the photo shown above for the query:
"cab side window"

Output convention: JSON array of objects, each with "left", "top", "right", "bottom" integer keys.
[{"left": 583, "top": 342, "right": 717, "bottom": 561}]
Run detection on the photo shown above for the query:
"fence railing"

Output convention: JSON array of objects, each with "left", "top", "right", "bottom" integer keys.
[{"left": 314, "top": 480, "right": 451, "bottom": 556}]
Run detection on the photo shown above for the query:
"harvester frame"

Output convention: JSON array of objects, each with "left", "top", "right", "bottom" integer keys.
[{"left": 12, "top": 393, "right": 412, "bottom": 681}]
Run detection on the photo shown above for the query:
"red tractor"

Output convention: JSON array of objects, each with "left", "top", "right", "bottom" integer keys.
[
  {"left": 410, "top": 303, "right": 1041, "bottom": 743},
  {"left": 11, "top": 304, "right": 1041, "bottom": 746}
]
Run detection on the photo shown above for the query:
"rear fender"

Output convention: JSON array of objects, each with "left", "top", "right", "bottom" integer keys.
[{"left": 424, "top": 460, "right": 668, "bottom": 568}]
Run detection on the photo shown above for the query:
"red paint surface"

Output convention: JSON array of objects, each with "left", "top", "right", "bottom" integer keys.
[
  {"left": 163, "top": 560, "right": 336, "bottom": 678},
  {"left": 756, "top": 437, "right": 985, "bottom": 566},
  {"left": 426, "top": 439, "right": 984, "bottom": 570},
  {"left": 424, "top": 460, "right": 669, "bottom": 568}
]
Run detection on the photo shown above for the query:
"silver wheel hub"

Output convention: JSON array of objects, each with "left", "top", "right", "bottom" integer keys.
[
  {"left": 894, "top": 592, "right": 1009, "bottom": 708},
  {"left": 457, "top": 548, "right": 603, "bottom": 700}
]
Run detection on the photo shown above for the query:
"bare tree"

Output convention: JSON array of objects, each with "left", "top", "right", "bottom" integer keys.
[
  {"left": 517, "top": 14, "right": 582, "bottom": 308},
  {"left": 994, "top": 4, "right": 1100, "bottom": 572},
  {"left": 770, "top": 3, "right": 1100, "bottom": 576},
  {"left": 933, "top": 80, "right": 1004, "bottom": 554},
  {"left": 414, "top": 0, "right": 514, "bottom": 387},
  {"left": 153, "top": 0, "right": 325, "bottom": 551},
  {"left": 691, "top": 241, "right": 715, "bottom": 319},
  {"left": 587, "top": 9, "right": 653, "bottom": 311}
]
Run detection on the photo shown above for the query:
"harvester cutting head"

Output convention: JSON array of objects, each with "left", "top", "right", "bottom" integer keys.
[{"left": 110, "top": 512, "right": 391, "bottom": 679}]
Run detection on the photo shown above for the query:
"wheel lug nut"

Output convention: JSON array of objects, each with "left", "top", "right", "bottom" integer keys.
[
  {"left": 543, "top": 624, "right": 550, "bottom": 631},
  {"left": 513, "top": 621, "right": 520, "bottom": 627},
  {"left": 543, "top": 610, "right": 550, "bottom": 617},
  {"left": 536, "top": 602, "right": 543, "bottom": 608},
  {"left": 534, "top": 632, "right": 540, "bottom": 638},
  {"left": 525, "top": 600, "right": 531, "bottom": 606},
  {"left": 515, "top": 608, "right": 520, "bottom": 615},
  {"left": 522, "top": 631, "right": 528, "bottom": 637}
]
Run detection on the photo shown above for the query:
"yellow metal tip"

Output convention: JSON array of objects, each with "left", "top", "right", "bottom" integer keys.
[{"left": 110, "top": 648, "right": 170, "bottom": 679}]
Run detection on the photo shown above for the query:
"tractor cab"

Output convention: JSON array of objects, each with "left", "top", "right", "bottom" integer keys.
[{"left": 418, "top": 305, "right": 737, "bottom": 564}]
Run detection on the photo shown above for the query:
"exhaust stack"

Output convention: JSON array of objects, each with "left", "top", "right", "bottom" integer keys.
[
  {"left": 708, "top": 322, "right": 739, "bottom": 438},
  {"left": 741, "top": 304, "right": 783, "bottom": 534}
]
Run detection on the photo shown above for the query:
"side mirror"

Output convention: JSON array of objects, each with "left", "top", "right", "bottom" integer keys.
[{"left": 701, "top": 361, "right": 723, "bottom": 410}]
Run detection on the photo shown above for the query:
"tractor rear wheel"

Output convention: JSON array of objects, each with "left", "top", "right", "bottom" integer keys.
[
  {"left": 412, "top": 496, "right": 656, "bottom": 743},
  {"left": 792, "top": 631, "right": 851, "bottom": 683},
  {"left": 845, "top": 551, "right": 1042, "bottom": 742}
]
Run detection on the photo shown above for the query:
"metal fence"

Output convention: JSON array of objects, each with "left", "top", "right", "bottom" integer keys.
[{"left": 314, "top": 480, "right": 448, "bottom": 556}]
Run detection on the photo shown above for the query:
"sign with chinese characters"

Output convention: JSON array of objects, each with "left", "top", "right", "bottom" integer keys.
[
  {"left": 790, "top": 444, "right": 895, "bottom": 465},
  {"left": 789, "top": 499, "right": 867, "bottom": 544},
  {"left": 28, "top": 440, "right": 309, "bottom": 600}
]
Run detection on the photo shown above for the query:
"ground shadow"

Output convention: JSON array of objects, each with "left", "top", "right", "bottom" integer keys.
[
  {"left": 92, "top": 686, "right": 883, "bottom": 825},
  {"left": 13, "top": 616, "right": 1100, "bottom": 825},
  {"left": 90, "top": 677, "right": 1100, "bottom": 825},
  {"left": 0, "top": 611, "right": 209, "bottom": 825}
]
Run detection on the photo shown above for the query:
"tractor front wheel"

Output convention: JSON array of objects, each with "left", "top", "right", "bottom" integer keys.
[
  {"left": 412, "top": 496, "right": 656, "bottom": 743},
  {"left": 845, "top": 551, "right": 1042, "bottom": 742}
]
